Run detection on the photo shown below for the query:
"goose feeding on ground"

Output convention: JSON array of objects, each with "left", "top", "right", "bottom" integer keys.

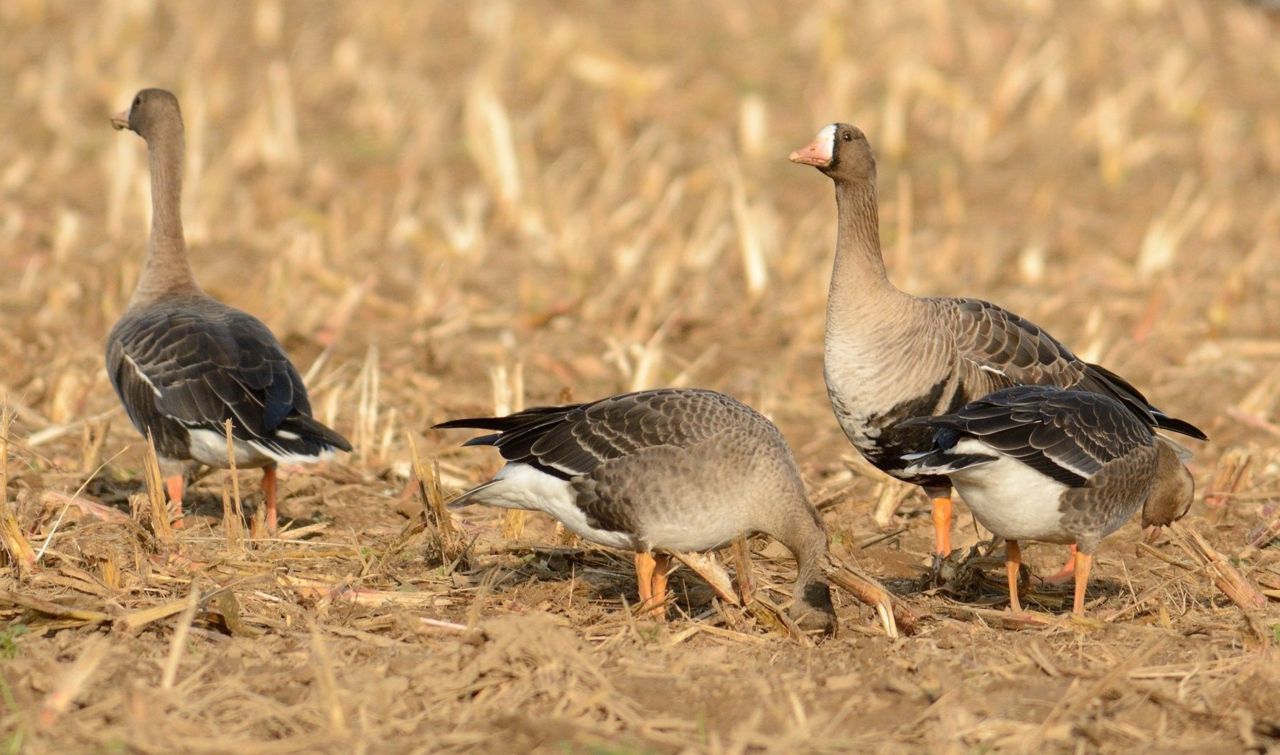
[
  {"left": 106, "top": 88, "right": 351, "bottom": 532},
  {"left": 435, "top": 388, "right": 904, "bottom": 637},
  {"left": 898, "top": 385, "right": 1194, "bottom": 615},
  {"left": 790, "top": 123, "right": 1205, "bottom": 577}
]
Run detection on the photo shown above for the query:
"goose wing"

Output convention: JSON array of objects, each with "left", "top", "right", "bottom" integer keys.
[
  {"left": 106, "top": 299, "right": 349, "bottom": 458},
  {"left": 941, "top": 298, "right": 1206, "bottom": 440},
  {"left": 902, "top": 386, "right": 1155, "bottom": 488},
  {"left": 435, "top": 388, "right": 761, "bottom": 481}
]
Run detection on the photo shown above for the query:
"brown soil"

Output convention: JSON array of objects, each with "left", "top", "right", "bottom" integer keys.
[{"left": 2, "top": 1, "right": 1279, "bottom": 752}]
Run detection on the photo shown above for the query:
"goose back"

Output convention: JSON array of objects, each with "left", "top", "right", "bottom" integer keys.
[
  {"left": 106, "top": 295, "right": 351, "bottom": 466},
  {"left": 900, "top": 386, "right": 1170, "bottom": 550}
]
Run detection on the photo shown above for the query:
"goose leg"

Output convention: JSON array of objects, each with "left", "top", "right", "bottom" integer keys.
[
  {"left": 930, "top": 495, "right": 953, "bottom": 559},
  {"left": 1072, "top": 549, "right": 1093, "bottom": 615},
  {"left": 261, "top": 465, "right": 279, "bottom": 534},
  {"left": 1005, "top": 539, "right": 1023, "bottom": 613},
  {"left": 164, "top": 475, "right": 186, "bottom": 529},
  {"left": 1042, "top": 544, "right": 1078, "bottom": 585},
  {"left": 634, "top": 552, "right": 657, "bottom": 613},
  {"left": 649, "top": 553, "right": 672, "bottom": 616}
]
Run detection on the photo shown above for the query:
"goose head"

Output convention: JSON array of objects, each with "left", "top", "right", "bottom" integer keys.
[
  {"left": 791, "top": 581, "right": 837, "bottom": 637},
  {"left": 111, "top": 88, "right": 183, "bottom": 140},
  {"left": 789, "top": 123, "right": 876, "bottom": 182},
  {"left": 1142, "top": 437, "right": 1196, "bottom": 530}
]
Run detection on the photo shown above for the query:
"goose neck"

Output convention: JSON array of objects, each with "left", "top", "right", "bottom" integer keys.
[
  {"left": 130, "top": 125, "right": 200, "bottom": 307},
  {"left": 829, "top": 177, "right": 899, "bottom": 307}
]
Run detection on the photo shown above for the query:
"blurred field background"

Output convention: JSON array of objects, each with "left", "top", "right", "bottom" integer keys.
[{"left": 2, "top": 0, "right": 1280, "bottom": 751}]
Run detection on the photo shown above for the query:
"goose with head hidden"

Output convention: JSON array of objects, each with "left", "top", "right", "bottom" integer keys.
[
  {"left": 898, "top": 385, "right": 1195, "bottom": 614},
  {"left": 437, "top": 388, "right": 878, "bottom": 636}
]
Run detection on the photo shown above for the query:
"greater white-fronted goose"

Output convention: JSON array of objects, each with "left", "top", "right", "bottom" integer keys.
[
  {"left": 436, "top": 388, "right": 855, "bottom": 635},
  {"left": 898, "top": 385, "right": 1194, "bottom": 614},
  {"left": 790, "top": 123, "right": 1205, "bottom": 574},
  {"left": 106, "top": 89, "right": 351, "bottom": 532}
]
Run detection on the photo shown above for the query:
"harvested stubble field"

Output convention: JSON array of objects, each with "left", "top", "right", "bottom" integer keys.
[{"left": 2, "top": 0, "right": 1280, "bottom": 752}]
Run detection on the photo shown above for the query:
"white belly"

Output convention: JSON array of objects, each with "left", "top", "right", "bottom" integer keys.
[
  {"left": 949, "top": 446, "right": 1070, "bottom": 543},
  {"left": 640, "top": 515, "right": 746, "bottom": 554},
  {"left": 186, "top": 428, "right": 272, "bottom": 467},
  {"left": 184, "top": 428, "right": 334, "bottom": 468},
  {"left": 469, "top": 463, "right": 638, "bottom": 550}
]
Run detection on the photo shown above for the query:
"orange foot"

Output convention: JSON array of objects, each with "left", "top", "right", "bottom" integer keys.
[
  {"left": 1041, "top": 544, "right": 1078, "bottom": 585},
  {"left": 165, "top": 474, "right": 186, "bottom": 530}
]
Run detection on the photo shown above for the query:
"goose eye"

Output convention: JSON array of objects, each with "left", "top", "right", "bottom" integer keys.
[
  {"left": 842, "top": 132, "right": 853, "bottom": 142},
  {"left": 133, "top": 95, "right": 142, "bottom": 109}
]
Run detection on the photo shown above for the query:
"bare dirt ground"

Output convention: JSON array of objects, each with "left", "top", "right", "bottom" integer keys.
[{"left": 2, "top": 1, "right": 1280, "bottom": 752}]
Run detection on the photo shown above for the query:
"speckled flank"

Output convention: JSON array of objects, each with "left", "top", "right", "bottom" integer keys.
[{"left": 1059, "top": 446, "right": 1158, "bottom": 552}]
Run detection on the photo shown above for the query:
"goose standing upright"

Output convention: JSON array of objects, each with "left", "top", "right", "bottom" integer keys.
[
  {"left": 790, "top": 123, "right": 1205, "bottom": 574},
  {"left": 436, "top": 388, "right": 882, "bottom": 636},
  {"left": 898, "top": 385, "right": 1194, "bottom": 614},
  {"left": 106, "top": 89, "right": 351, "bottom": 532}
]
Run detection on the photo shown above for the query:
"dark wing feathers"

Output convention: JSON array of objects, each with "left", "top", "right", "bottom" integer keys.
[
  {"left": 904, "top": 386, "right": 1155, "bottom": 488},
  {"left": 434, "top": 405, "right": 572, "bottom": 433},
  {"left": 461, "top": 433, "right": 502, "bottom": 448},
  {"left": 107, "top": 298, "right": 350, "bottom": 458},
  {"left": 1079, "top": 361, "right": 1208, "bottom": 440},
  {"left": 944, "top": 298, "right": 1206, "bottom": 440},
  {"left": 949, "top": 298, "right": 1081, "bottom": 386},
  {"left": 434, "top": 389, "right": 763, "bottom": 481}
]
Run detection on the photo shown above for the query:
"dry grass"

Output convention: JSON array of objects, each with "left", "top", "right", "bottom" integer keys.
[{"left": 2, "top": 0, "right": 1280, "bottom": 751}]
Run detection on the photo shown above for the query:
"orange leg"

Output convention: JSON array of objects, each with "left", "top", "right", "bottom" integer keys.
[
  {"left": 634, "top": 552, "right": 656, "bottom": 611},
  {"left": 164, "top": 475, "right": 186, "bottom": 529},
  {"left": 1005, "top": 539, "right": 1023, "bottom": 613},
  {"left": 261, "top": 466, "right": 279, "bottom": 534},
  {"left": 1073, "top": 550, "right": 1093, "bottom": 616},
  {"left": 931, "top": 496, "right": 953, "bottom": 557},
  {"left": 1042, "top": 544, "right": 1078, "bottom": 585},
  {"left": 650, "top": 553, "right": 672, "bottom": 616}
]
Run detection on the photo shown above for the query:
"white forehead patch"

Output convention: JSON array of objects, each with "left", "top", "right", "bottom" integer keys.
[{"left": 815, "top": 124, "right": 837, "bottom": 160}]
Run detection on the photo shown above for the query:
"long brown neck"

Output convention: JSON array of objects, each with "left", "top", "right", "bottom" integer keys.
[
  {"left": 779, "top": 505, "right": 833, "bottom": 617},
  {"left": 130, "top": 124, "right": 200, "bottom": 308},
  {"left": 827, "top": 177, "right": 902, "bottom": 320}
]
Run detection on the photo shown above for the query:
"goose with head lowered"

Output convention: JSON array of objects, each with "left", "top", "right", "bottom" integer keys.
[
  {"left": 790, "top": 123, "right": 1205, "bottom": 578},
  {"left": 106, "top": 89, "right": 351, "bottom": 532},
  {"left": 436, "top": 388, "right": 907, "bottom": 638},
  {"left": 897, "top": 385, "right": 1194, "bottom": 615}
]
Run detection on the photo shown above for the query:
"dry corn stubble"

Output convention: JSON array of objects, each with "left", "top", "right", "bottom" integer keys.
[{"left": 0, "top": 1, "right": 1279, "bottom": 752}]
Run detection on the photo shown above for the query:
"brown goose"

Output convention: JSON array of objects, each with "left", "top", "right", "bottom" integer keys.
[
  {"left": 898, "top": 385, "right": 1194, "bottom": 614},
  {"left": 106, "top": 89, "right": 351, "bottom": 532},
  {"left": 437, "top": 388, "right": 863, "bottom": 636},
  {"left": 790, "top": 123, "right": 1205, "bottom": 574}
]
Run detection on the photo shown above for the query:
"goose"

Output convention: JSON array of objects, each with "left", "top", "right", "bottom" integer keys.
[
  {"left": 436, "top": 388, "right": 876, "bottom": 636},
  {"left": 790, "top": 123, "right": 1205, "bottom": 576},
  {"left": 898, "top": 385, "right": 1194, "bottom": 615},
  {"left": 106, "top": 88, "right": 351, "bottom": 532}
]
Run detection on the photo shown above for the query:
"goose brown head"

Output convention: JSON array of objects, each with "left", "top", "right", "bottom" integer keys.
[
  {"left": 789, "top": 122, "right": 876, "bottom": 182},
  {"left": 111, "top": 88, "right": 183, "bottom": 140},
  {"left": 1142, "top": 437, "right": 1196, "bottom": 530}
]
